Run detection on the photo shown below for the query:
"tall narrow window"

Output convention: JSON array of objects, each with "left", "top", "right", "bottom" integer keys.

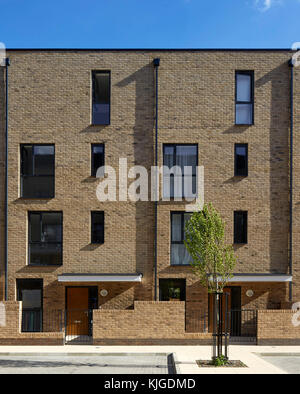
[
  {"left": 91, "top": 144, "right": 105, "bottom": 177},
  {"left": 17, "top": 279, "right": 43, "bottom": 332},
  {"left": 21, "top": 144, "right": 55, "bottom": 198},
  {"left": 171, "top": 212, "right": 192, "bottom": 265},
  {"left": 235, "top": 144, "right": 248, "bottom": 177},
  {"left": 91, "top": 211, "right": 104, "bottom": 244},
  {"left": 234, "top": 211, "right": 248, "bottom": 244},
  {"left": 92, "top": 71, "right": 110, "bottom": 125},
  {"left": 163, "top": 144, "right": 198, "bottom": 199},
  {"left": 28, "top": 212, "right": 62, "bottom": 266},
  {"left": 235, "top": 71, "right": 254, "bottom": 125}
]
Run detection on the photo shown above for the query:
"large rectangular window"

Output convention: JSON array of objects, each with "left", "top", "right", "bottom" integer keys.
[
  {"left": 92, "top": 71, "right": 110, "bottom": 125},
  {"left": 28, "top": 212, "right": 62, "bottom": 266},
  {"left": 234, "top": 211, "right": 248, "bottom": 244},
  {"left": 91, "top": 144, "right": 105, "bottom": 177},
  {"left": 235, "top": 71, "right": 254, "bottom": 125},
  {"left": 171, "top": 212, "right": 192, "bottom": 266},
  {"left": 163, "top": 144, "right": 198, "bottom": 199},
  {"left": 91, "top": 211, "right": 104, "bottom": 244},
  {"left": 21, "top": 145, "right": 55, "bottom": 198},
  {"left": 17, "top": 279, "right": 43, "bottom": 332},
  {"left": 234, "top": 144, "right": 248, "bottom": 177}
]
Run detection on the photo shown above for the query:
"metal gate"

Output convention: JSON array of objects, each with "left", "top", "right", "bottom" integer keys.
[
  {"left": 229, "top": 309, "right": 257, "bottom": 343},
  {"left": 185, "top": 306, "right": 257, "bottom": 344},
  {"left": 65, "top": 309, "right": 93, "bottom": 344}
]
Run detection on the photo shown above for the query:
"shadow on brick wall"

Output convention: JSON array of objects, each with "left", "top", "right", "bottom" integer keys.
[{"left": 116, "top": 63, "right": 155, "bottom": 302}]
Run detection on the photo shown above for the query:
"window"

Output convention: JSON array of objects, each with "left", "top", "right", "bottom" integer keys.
[
  {"left": 235, "top": 144, "right": 248, "bottom": 177},
  {"left": 28, "top": 212, "right": 62, "bottom": 266},
  {"left": 159, "top": 279, "right": 186, "bottom": 301},
  {"left": 235, "top": 71, "right": 254, "bottom": 125},
  {"left": 163, "top": 144, "right": 198, "bottom": 199},
  {"left": 92, "top": 71, "right": 110, "bottom": 125},
  {"left": 91, "top": 211, "right": 104, "bottom": 244},
  {"left": 21, "top": 145, "right": 55, "bottom": 198},
  {"left": 91, "top": 144, "right": 105, "bottom": 177},
  {"left": 234, "top": 211, "right": 248, "bottom": 244},
  {"left": 17, "top": 279, "right": 43, "bottom": 332},
  {"left": 171, "top": 212, "right": 192, "bottom": 265}
]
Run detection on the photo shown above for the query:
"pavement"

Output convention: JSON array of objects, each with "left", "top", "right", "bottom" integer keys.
[
  {"left": 256, "top": 353, "right": 300, "bottom": 374},
  {"left": 0, "top": 345, "right": 299, "bottom": 374},
  {"left": 0, "top": 353, "right": 172, "bottom": 374}
]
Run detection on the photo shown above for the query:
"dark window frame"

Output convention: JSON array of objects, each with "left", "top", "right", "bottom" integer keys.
[
  {"left": 235, "top": 71, "right": 254, "bottom": 125},
  {"left": 234, "top": 211, "right": 248, "bottom": 245},
  {"left": 91, "top": 211, "right": 105, "bottom": 244},
  {"left": 170, "top": 211, "right": 192, "bottom": 266},
  {"left": 91, "top": 143, "right": 105, "bottom": 177},
  {"left": 163, "top": 144, "right": 198, "bottom": 199},
  {"left": 92, "top": 70, "right": 111, "bottom": 125},
  {"left": 17, "top": 279, "right": 43, "bottom": 333},
  {"left": 234, "top": 143, "right": 248, "bottom": 177},
  {"left": 159, "top": 278, "right": 186, "bottom": 301},
  {"left": 20, "top": 144, "right": 55, "bottom": 198},
  {"left": 28, "top": 211, "right": 63, "bottom": 266}
]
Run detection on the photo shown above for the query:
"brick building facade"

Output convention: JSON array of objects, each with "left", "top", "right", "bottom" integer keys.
[{"left": 0, "top": 49, "right": 299, "bottom": 343}]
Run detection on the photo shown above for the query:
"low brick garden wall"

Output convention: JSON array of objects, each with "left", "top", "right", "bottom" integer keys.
[
  {"left": 0, "top": 301, "right": 64, "bottom": 345},
  {"left": 257, "top": 310, "right": 300, "bottom": 345},
  {"left": 93, "top": 301, "right": 212, "bottom": 345},
  {"left": 1, "top": 301, "right": 300, "bottom": 346}
]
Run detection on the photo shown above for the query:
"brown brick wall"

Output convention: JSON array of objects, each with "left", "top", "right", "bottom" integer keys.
[
  {"left": 0, "top": 301, "right": 64, "bottom": 345},
  {"left": 257, "top": 309, "right": 300, "bottom": 345},
  {"left": 156, "top": 51, "right": 292, "bottom": 309},
  {"left": 0, "top": 66, "right": 6, "bottom": 302},
  {"left": 0, "top": 50, "right": 297, "bottom": 327},
  {"left": 93, "top": 301, "right": 212, "bottom": 345},
  {"left": 292, "top": 62, "right": 300, "bottom": 304},
  {"left": 229, "top": 282, "right": 289, "bottom": 310}
]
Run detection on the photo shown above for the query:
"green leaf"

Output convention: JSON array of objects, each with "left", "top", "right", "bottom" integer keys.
[{"left": 184, "top": 203, "right": 237, "bottom": 293}]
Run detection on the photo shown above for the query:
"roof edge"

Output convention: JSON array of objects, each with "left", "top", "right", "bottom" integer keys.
[{"left": 5, "top": 48, "right": 293, "bottom": 52}]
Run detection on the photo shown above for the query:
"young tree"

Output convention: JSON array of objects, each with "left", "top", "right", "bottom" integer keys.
[{"left": 184, "top": 203, "right": 237, "bottom": 361}]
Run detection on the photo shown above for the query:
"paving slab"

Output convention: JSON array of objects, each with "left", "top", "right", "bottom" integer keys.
[{"left": 256, "top": 353, "right": 300, "bottom": 374}]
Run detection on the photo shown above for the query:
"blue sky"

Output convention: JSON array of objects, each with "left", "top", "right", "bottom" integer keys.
[{"left": 0, "top": 0, "right": 299, "bottom": 48}]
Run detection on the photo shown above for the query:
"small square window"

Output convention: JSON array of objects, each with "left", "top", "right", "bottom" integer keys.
[{"left": 159, "top": 279, "right": 186, "bottom": 301}]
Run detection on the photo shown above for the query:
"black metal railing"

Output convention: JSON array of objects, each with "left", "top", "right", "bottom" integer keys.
[
  {"left": 185, "top": 310, "right": 208, "bottom": 333},
  {"left": 21, "top": 309, "right": 42, "bottom": 332},
  {"left": 185, "top": 305, "right": 258, "bottom": 342},
  {"left": 229, "top": 309, "right": 257, "bottom": 343},
  {"left": 21, "top": 309, "right": 64, "bottom": 333}
]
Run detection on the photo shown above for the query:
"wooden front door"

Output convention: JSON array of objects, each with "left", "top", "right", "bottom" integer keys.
[{"left": 66, "top": 287, "right": 89, "bottom": 336}]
